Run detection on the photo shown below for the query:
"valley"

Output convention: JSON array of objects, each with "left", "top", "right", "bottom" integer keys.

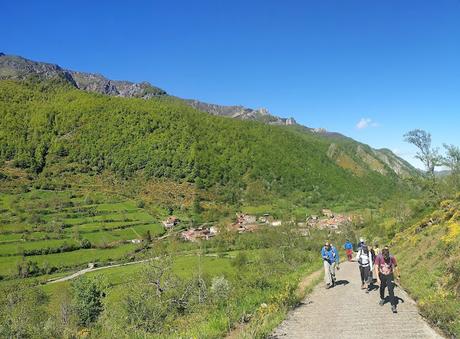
[{"left": 0, "top": 53, "right": 458, "bottom": 338}]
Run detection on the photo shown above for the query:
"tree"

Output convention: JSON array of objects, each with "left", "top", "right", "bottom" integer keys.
[
  {"left": 404, "top": 129, "right": 442, "bottom": 177},
  {"left": 80, "top": 238, "right": 91, "bottom": 249},
  {"left": 442, "top": 144, "right": 460, "bottom": 174},
  {"left": 116, "top": 255, "right": 206, "bottom": 334},
  {"left": 192, "top": 194, "right": 202, "bottom": 215},
  {"left": 0, "top": 282, "right": 49, "bottom": 338},
  {"left": 144, "top": 230, "right": 152, "bottom": 244},
  {"left": 442, "top": 143, "right": 460, "bottom": 189},
  {"left": 71, "top": 276, "right": 106, "bottom": 326}
]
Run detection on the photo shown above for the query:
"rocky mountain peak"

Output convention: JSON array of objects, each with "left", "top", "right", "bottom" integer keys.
[{"left": 0, "top": 53, "right": 167, "bottom": 99}]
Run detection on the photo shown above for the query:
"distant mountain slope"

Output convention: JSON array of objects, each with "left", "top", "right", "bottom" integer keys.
[
  {"left": 184, "top": 99, "right": 297, "bottom": 126},
  {"left": 0, "top": 52, "right": 417, "bottom": 181},
  {"left": 0, "top": 53, "right": 166, "bottom": 98},
  {"left": 0, "top": 79, "right": 412, "bottom": 207}
]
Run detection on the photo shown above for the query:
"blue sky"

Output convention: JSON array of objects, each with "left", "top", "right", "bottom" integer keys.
[{"left": 2, "top": 0, "right": 460, "bottom": 168}]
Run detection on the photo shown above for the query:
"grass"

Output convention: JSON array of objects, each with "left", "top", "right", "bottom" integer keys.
[
  {"left": 391, "top": 197, "right": 460, "bottom": 337},
  {"left": 0, "top": 188, "right": 165, "bottom": 279},
  {"left": 41, "top": 251, "right": 317, "bottom": 338},
  {"left": 0, "top": 244, "right": 138, "bottom": 276},
  {"left": 0, "top": 238, "right": 80, "bottom": 256}
]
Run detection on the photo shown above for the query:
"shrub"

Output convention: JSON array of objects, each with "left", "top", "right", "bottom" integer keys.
[
  {"left": 17, "top": 260, "right": 40, "bottom": 278},
  {"left": 232, "top": 251, "right": 248, "bottom": 268},
  {"left": 80, "top": 239, "right": 91, "bottom": 249},
  {"left": 210, "top": 276, "right": 231, "bottom": 304}
]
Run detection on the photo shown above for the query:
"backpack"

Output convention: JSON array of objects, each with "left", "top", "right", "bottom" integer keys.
[{"left": 358, "top": 246, "right": 370, "bottom": 266}]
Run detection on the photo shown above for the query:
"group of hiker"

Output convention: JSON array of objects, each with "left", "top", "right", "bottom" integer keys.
[{"left": 321, "top": 238, "right": 401, "bottom": 313}]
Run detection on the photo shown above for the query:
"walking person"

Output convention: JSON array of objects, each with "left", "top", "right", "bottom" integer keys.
[
  {"left": 374, "top": 246, "right": 400, "bottom": 313},
  {"left": 357, "top": 237, "right": 365, "bottom": 251},
  {"left": 368, "top": 244, "right": 376, "bottom": 284},
  {"left": 321, "top": 241, "right": 340, "bottom": 289},
  {"left": 373, "top": 242, "right": 381, "bottom": 256},
  {"left": 356, "top": 243, "right": 373, "bottom": 292},
  {"left": 343, "top": 239, "right": 354, "bottom": 261}
]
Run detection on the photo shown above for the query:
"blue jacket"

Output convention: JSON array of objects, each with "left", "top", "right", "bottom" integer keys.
[
  {"left": 344, "top": 241, "right": 353, "bottom": 250},
  {"left": 321, "top": 246, "right": 339, "bottom": 264}
]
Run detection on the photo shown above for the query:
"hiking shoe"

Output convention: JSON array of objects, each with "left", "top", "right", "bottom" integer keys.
[
  {"left": 379, "top": 299, "right": 385, "bottom": 306},
  {"left": 391, "top": 305, "right": 397, "bottom": 313}
]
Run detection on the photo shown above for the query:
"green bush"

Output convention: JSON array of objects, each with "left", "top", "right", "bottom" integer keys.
[
  {"left": 71, "top": 276, "right": 106, "bottom": 326},
  {"left": 80, "top": 238, "right": 92, "bottom": 249}
]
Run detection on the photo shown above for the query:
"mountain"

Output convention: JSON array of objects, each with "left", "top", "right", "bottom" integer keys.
[
  {"left": 0, "top": 53, "right": 417, "bottom": 178},
  {"left": 435, "top": 170, "right": 451, "bottom": 178},
  {"left": 0, "top": 53, "right": 166, "bottom": 98},
  {"left": 184, "top": 99, "right": 297, "bottom": 126},
  {"left": 0, "top": 53, "right": 417, "bottom": 203}
]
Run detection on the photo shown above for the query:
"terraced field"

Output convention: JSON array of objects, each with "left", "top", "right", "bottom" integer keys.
[{"left": 0, "top": 189, "right": 165, "bottom": 279}]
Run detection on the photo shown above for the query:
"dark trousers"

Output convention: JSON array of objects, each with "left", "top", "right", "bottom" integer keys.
[
  {"left": 359, "top": 265, "right": 370, "bottom": 284},
  {"left": 379, "top": 273, "right": 395, "bottom": 305}
]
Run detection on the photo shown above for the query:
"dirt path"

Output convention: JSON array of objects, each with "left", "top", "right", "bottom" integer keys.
[{"left": 271, "top": 261, "right": 443, "bottom": 339}]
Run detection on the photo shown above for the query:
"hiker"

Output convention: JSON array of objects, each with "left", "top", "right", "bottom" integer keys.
[
  {"left": 356, "top": 243, "right": 373, "bottom": 292},
  {"left": 321, "top": 241, "right": 340, "bottom": 288},
  {"left": 368, "top": 244, "right": 376, "bottom": 283},
  {"left": 373, "top": 242, "right": 381, "bottom": 257},
  {"left": 374, "top": 246, "right": 400, "bottom": 313},
  {"left": 357, "top": 237, "right": 365, "bottom": 251},
  {"left": 343, "top": 239, "right": 354, "bottom": 261}
]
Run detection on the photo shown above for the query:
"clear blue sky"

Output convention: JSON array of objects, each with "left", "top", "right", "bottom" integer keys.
[{"left": 2, "top": 0, "right": 460, "bottom": 168}]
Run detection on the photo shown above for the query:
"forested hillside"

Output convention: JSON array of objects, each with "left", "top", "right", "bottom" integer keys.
[{"left": 0, "top": 79, "right": 410, "bottom": 208}]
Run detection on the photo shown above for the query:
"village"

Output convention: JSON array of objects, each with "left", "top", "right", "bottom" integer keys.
[{"left": 160, "top": 208, "right": 352, "bottom": 243}]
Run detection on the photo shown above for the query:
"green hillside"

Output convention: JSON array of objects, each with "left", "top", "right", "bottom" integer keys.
[
  {"left": 391, "top": 195, "right": 460, "bottom": 336},
  {"left": 0, "top": 79, "right": 408, "bottom": 208}
]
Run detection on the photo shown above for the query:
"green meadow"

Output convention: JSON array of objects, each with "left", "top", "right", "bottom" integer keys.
[{"left": 0, "top": 189, "right": 164, "bottom": 279}]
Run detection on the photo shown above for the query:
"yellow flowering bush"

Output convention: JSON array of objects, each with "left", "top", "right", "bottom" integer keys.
[{"left": 442, "top": 222, "right": 460, "bottom": 244}]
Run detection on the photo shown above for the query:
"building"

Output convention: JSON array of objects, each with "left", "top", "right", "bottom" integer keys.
[{"left": 163, "top": 216, "right": 180, "bottom": 228}]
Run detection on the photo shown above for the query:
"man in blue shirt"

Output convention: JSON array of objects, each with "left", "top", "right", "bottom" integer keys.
[{"left": 321, "top": 241, "right": 340, "bottom": 288}]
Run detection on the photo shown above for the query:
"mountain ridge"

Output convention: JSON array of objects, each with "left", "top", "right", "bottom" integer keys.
[{"left": 0, "top": 52, "right": 417, "bottom": 179}]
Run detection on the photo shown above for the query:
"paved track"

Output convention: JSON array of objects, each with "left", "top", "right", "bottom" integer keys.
[{"left": 271, "top": 261, "right": 443, "bottom": 339}]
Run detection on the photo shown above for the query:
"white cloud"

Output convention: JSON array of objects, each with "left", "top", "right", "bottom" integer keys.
[{"left": 356, "top": 118, "right": 379, "bottom": 129}]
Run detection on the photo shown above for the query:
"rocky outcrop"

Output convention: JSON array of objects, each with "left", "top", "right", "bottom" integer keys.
[
  {"left": 0, "top": 54, "right": 76, "bottom": 85},
  {"left": 327, "top": 143, "right": 416, "bottom": 178},
  {"left": 0, "top": 54, "right": 166, "bottom": 99},
  {"left": 372, "top": 148, "right": 416, "bottom": 178},
  {"left": 185, "top": 99, "right": 297, "bottom": 125}
]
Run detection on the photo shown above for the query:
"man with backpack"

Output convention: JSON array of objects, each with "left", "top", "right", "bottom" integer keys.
[
  {"left": 374, "top": 246, "right": 401, "bottom": 313},
  {"left": 343, "top": 239, "right": 354, "bottom": 261},
  {"left": 321, "top": 241, "right": 340, "bottom": 289},
  {"left": 356, "top": 243, "right": 373, "bottom": 292}
]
